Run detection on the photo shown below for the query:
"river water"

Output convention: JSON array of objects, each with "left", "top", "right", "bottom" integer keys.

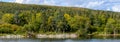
[{"left": 0, "top": 38, "right": 120, "bottom": 42}]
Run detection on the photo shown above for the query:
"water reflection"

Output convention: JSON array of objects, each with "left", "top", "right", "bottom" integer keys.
[{"left": 1, "top": 37, "right": 120, "bottom": 42}]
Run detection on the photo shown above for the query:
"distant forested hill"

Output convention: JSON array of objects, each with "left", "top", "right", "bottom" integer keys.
[{"left": 0, "top": 2, "right": 120, "bottom": 36}]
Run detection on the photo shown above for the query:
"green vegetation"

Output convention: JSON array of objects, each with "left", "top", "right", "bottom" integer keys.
[{"left": 0, "top": 2, "right": 120, "bottom": 37}]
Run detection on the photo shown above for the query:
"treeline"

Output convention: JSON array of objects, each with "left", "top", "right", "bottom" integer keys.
[{"left": 0, "top": 2, "right": 120, "bottom": 35}]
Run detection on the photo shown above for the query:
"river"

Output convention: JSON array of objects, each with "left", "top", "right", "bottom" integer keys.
[{"left": 0, "top": 38, "right": 120, "bottom": 42}]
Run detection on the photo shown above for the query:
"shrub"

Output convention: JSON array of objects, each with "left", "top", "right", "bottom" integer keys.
[{"left": 0, "top": 23, "right": 21, "bottom": 34}]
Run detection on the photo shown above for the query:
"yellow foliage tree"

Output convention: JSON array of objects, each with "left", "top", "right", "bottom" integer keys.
[
  {"left": 64, "top": 14, "right": 71, "bottom": 21},
  {"left": 2, "top": 13, "right": 14, "bottom": 23}
]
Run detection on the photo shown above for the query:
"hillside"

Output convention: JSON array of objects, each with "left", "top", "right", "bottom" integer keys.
[
  {"left": 0, "top": 2, "right": 120, "bottom": 36},
  {"left": 0, "top": 2, "right": 119, "bottom": 15}
]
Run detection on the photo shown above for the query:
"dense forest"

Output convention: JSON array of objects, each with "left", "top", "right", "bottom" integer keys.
[{"left": 0, "top": 2, "right": 120, "bottom": 36}]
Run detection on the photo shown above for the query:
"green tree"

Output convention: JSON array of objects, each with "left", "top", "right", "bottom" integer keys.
[
  {"left": 23, "top": 13, "right": 42, "bottom": 33},
  {"left": 105, "top": 18, "right": 115, "bottom": 34}
]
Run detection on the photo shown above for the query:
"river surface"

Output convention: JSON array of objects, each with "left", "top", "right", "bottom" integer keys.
[{"left": 0, "top": 38, "right": 120, "bottom": 42}]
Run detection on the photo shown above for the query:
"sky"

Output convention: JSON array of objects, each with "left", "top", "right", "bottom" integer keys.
[{"left": 1, "top": 0, "right": 120, "bottom": 12}]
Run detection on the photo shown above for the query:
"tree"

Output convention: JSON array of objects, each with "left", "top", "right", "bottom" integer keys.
[
  {"left": 2, "top": 13, "right": 14, "bottom": 24},
  {"left": 23, "top": 13, "right": 42, "bottom": 33},
  {"left": 105, "top": 18, "right": 115, "bottom": 34}
]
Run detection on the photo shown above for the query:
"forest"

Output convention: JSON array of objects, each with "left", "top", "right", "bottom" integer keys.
[{"left": 0, "top": 2, "right": 120, "bottom": 36}]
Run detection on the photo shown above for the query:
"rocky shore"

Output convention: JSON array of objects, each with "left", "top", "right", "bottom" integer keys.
[
  {"left": 0, "top": 33, "right": 78, "bottom": 39},
  {"left": 36, "top": 34, "right": 78, "bottom": 38},
  {"left": 0, "top": 35, "right": 24, "bottom": 38}
]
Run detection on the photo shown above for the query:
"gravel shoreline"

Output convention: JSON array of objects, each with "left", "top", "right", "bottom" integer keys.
[
  {"left": 36, "top": 34, "right": 78, "bottom": 38},
  {"left": 0, "top": 34, "right": 78, "bottom": 39},
  {"left": 0, "top": 35, "right": 24, "bottom": 38}
]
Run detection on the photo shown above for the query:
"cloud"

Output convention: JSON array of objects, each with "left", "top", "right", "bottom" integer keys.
[
  {"left": 42, "top": 0, "right": 56, "bottom": 5},
  {"left": 85, "top": 1, "right": 105, "bottom": 8},
  {"left": 112, "top": 5, "right": 120, "bottom": 12},
  {"left": 15, "top": 0, "right": 24, "bottom": 3}
]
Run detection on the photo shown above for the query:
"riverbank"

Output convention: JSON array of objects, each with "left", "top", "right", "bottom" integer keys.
[
  {"left": 1, "top": 33, "right": 120, "bottom": 39},
  {"left": 93, "top": 34, "right": 120, "bottom": 37},
  {"left": 0, "top": 33, "right": 78, "bottom": 39},
  {"left": 36, "top": 33, "right": 78, "bottom": 38},
  {"left": 0, "top": 34, "right": 24, "bottom": 38}
]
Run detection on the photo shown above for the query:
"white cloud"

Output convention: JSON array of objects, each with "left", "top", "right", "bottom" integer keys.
[
  {"left": 24, "top": 0, "right": 31, "bottom": 3},
  {"left": 42, "top": 0, "right": 56, "bottom": 5},
  {"left": 15, "top": 0, "right": 43, "bottom": 4},
  {"left": 107, "top": 8, "right": 111, "bottom": 11},
  {"left": 74, "top": 5, "right": 83, "bottom": 7},
  {"left": 112, "top": 5, "right": 120, "bottom": 12},
  {"left": 85, "top": 1, "right": 105, "bottom": 8},
  {"left": 15, "top": 0, "right": 24, "bottom": 3}
]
